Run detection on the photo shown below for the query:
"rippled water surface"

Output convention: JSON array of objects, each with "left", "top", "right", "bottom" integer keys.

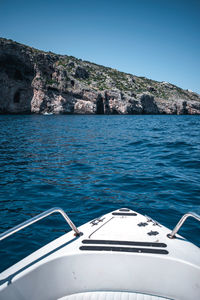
[{"left": 0, "top": 115, "right": 200, "bottom": 271}]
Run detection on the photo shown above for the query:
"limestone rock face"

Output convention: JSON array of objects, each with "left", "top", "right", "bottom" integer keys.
[
  {"left": 0, "top": 37, "right": 200, "bottom": 114},
  {"left": 75, "top": 66, "right": 89, "bottom": 79}
]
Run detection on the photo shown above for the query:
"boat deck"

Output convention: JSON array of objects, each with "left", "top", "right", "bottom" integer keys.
[{"left": 0, "top": 208, "right": 199, "bottom": 300}]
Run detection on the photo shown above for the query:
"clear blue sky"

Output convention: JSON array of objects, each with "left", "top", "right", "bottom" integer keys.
[{"left": 0, "top": 0, "right": 200, "bottom": 94}]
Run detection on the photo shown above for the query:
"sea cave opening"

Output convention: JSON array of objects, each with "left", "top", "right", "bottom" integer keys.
[
  {"left": 13, "top": 91, "right": 20, "bottom": 103},
  {"left": 96, "top": 95, "right": 104, "bottom": 114}
]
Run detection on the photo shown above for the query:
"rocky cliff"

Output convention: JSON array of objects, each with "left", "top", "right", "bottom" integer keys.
[{"left": 0, "top": 37, "right": 200, "bottom": 114}]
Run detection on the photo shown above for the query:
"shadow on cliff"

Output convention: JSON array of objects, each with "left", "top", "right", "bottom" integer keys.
[
  {"left": 0, "top": 54, "right": 34, "bottom": 113},
  {"left": 140, "top": 94, "right": 159, "bottom": 114}
]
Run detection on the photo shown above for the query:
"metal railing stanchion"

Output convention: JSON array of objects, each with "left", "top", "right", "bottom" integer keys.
[
  {"left": 167, "top": 212, "right": 200, "bottom": 239},
  {"left": 0, "top": 207, "right": 81, "bottom": 242}
]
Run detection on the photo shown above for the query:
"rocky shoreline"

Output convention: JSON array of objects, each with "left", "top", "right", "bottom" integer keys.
[{"left": 0, "top": 37, "right": 200, "bottom": 114}]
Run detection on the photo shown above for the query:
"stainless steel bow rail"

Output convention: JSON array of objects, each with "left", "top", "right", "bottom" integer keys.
[
  {"left": 168, "top": 212, "right": 200, "bottom": 239},
  {"left": 0, "top": 207, "right": 81, "bottom": 242}
]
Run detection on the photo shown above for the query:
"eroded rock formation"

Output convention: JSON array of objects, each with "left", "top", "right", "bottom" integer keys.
[{"left": 0, "top": 38, "right": 200, "bottom": 114}]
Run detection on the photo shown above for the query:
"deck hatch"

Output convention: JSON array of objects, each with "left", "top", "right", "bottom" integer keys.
[
  {"left": 112, "top": 212, "right": 137, "bottom": 216},
  {"left": 82, "top": 239, "right": 167, "bottom": 248},
  {"left": 80, "top": 245, "right": 169, "bottom": 254}
]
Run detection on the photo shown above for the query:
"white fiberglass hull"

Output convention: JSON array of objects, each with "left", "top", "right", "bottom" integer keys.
[{"left": 0, "top": 208, "right": 199, "bottom": 300}]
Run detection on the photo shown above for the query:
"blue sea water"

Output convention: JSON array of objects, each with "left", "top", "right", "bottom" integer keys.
[{"left": 0, "top": 115, "right": 200, "bottom": 272}]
